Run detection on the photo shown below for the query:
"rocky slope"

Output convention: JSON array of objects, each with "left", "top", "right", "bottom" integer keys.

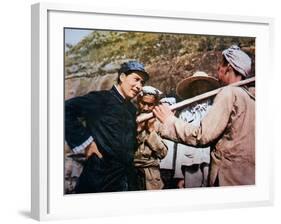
[{"left": 65, "top": 31, "right": 255, "bottom": 99}]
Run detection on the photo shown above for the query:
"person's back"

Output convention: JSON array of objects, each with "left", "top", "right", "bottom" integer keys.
[{"left": 208, "top": 86, "right": 255, "bottom": 186}]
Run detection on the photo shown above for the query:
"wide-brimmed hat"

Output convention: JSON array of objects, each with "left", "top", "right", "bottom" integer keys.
[{"left": 176, "top": 71, "right": 220, "bottom": 99}]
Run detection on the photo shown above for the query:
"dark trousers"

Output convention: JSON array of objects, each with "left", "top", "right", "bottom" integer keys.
[
  {"left": 75, "top": 155, "right": 133, "bottom": 193},
  {"left": 160, "top": 169, "right": 178, "bottom": 189}
]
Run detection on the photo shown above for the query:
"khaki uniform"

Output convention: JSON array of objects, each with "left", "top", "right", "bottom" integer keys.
[
  {"left": 134, "top": 130, "right": 168, "bottom": 190},
  {"left": 160, "top": 86, "right": 255, "bottom": 186}
]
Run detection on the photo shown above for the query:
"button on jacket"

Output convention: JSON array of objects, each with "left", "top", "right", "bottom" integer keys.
[{"left": 65, "top": 86, "right": 138, "bottom": 193}]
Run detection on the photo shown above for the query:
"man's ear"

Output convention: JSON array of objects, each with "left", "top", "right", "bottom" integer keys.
[
  {"left": 119, "top": 73, "right": 126, "bottom": 83},
  {"left": 226, "top": 64, "right": 234, "bottom": 73}
]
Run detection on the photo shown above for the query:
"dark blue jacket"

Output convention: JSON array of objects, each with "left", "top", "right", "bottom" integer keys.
[{"left": 65, "top": 86, "right": 138, "bottom": 193}]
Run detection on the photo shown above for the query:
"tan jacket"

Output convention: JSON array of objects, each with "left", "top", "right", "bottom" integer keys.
[
  {"left": 134, "top": 130, "right": 168, "bottom": 190},
  {"left": 160, "top": 86, "right": 255, "bottom": 186}
]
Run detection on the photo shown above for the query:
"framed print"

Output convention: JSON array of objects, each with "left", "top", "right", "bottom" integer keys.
[{"left": 31, "top": 2, "right": 274, "bottom": 221}]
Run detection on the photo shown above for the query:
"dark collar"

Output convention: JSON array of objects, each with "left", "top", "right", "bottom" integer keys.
[
  {"left": 110, "top": 85, "right": 126, "bottom": 103},
  {"left": 111, "top": 85, "right": 137, "bottom": 114}
]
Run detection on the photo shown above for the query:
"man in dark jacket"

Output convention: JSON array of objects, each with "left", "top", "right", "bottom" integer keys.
[{"left": 65, "top": 61, "right": 149, "bottom": 193}]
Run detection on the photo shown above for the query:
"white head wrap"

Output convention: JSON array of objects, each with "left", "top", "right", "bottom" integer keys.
[
  {"left": 178, "top": 98, "right": 212, "bottom": 126},
  {"left": 160, "top": 97, "right": 176, "bottom": 105},
  {"left": 140, "top": 86, "right": 162, "bottom": 97},
  {"left": 222, "top": 45, "right": 252, "bottom": 78}
]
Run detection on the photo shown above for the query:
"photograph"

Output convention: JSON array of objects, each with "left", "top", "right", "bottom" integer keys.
[
  {"left": 31, "top": 2, "right": 275, "bottom": 220},
  {"left": 64, "top": 28, "right": 256, "bottom": 194}
]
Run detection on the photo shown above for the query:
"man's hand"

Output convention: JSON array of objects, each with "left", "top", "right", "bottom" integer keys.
[
  {"left": 137, "top": 120, "right": 146, "bottom": 133},
  {"left": 146, "top": 117, "right": 158, "bottom": 133},
  {"left": 153, "top": 104, "right": 174, "bottom": 123},
  {"left": 137, "top": 117, "right": 158, "bottom": 133},
  {"left": 85, "top": 141, "right": 103, "bottom": 159}
]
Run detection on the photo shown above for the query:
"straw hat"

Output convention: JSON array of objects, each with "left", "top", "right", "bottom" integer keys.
[{"left": 176, "top": 71, "right": 220, "bottom": 99}]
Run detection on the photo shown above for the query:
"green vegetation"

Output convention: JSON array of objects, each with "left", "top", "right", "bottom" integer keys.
[
  {"left": 66, "top": 31, "right": 254, "bottom": 68},
  {"left": 65, "top": 30, "right": 255, "bottom": 96}
]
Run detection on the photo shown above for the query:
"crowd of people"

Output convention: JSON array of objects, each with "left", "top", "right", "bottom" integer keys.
[{"left": 64, "top": 45, "right": 255, "bottom": 193}]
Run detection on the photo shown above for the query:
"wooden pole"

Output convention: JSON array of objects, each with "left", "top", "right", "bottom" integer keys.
[{"left": 136, "top": 76, "right": 255, "bottom": 123}]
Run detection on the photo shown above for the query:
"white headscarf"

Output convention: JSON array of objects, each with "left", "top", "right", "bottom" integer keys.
[
  {"left": 222, "top": 45, "right": 252, "bottom": 78},
  {"left": 140, "top": 86, "right": 162, "bottom": 97},
  {"left": 160, "top": 97, "right": 176, "bottom": 105},
  {"left": 178, "top": 99, "right": 212, "bottom": 126}
]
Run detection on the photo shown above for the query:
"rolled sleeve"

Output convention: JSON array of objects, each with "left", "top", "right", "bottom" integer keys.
[
  {"left": 159, "top": 87, "right": 235, "bottom": 147},
  {"left": 146, "top": 131, "right": 168, "bottom": 159},
  {"left": 71, "top": 136, "right": 94, "bottom": 154}
]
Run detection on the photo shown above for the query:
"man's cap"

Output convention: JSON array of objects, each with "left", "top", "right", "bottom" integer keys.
[
  {"left": 119, "top": 60, "right": 149, "bottom": 81},
  {"left": 222, "top": 45, "right": 252, "bottom": 78},
  {"left": 176, "top": 71, "right": 220, "bottom": 99}
]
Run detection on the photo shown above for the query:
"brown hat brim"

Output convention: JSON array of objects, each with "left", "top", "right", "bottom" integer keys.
[{"left": 176, "top": 76, "right": 220, "bottom": 99}]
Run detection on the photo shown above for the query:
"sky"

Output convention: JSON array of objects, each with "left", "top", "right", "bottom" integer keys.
[{"left": 64, "top": 28, "right": 93, "bottom": 46}]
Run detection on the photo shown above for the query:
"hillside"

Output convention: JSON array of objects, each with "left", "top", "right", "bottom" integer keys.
[{"left": 65, "top": 30, "right": 255, "bottom": 99}]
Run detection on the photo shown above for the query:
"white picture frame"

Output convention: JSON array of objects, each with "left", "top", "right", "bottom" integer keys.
[{"left": 31, "top": 2, "right": 274, "bottom": 221}]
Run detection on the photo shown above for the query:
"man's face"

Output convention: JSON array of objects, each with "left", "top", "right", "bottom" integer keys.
[
  {"left": 217, "top": 62, "right": 229, "bottom": 86},
  {"left": 138, "top": 95, "right": 158, "bottom": 113},
  {"left": 119, "top": 72, "right": 145, "bottom": 99}
]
